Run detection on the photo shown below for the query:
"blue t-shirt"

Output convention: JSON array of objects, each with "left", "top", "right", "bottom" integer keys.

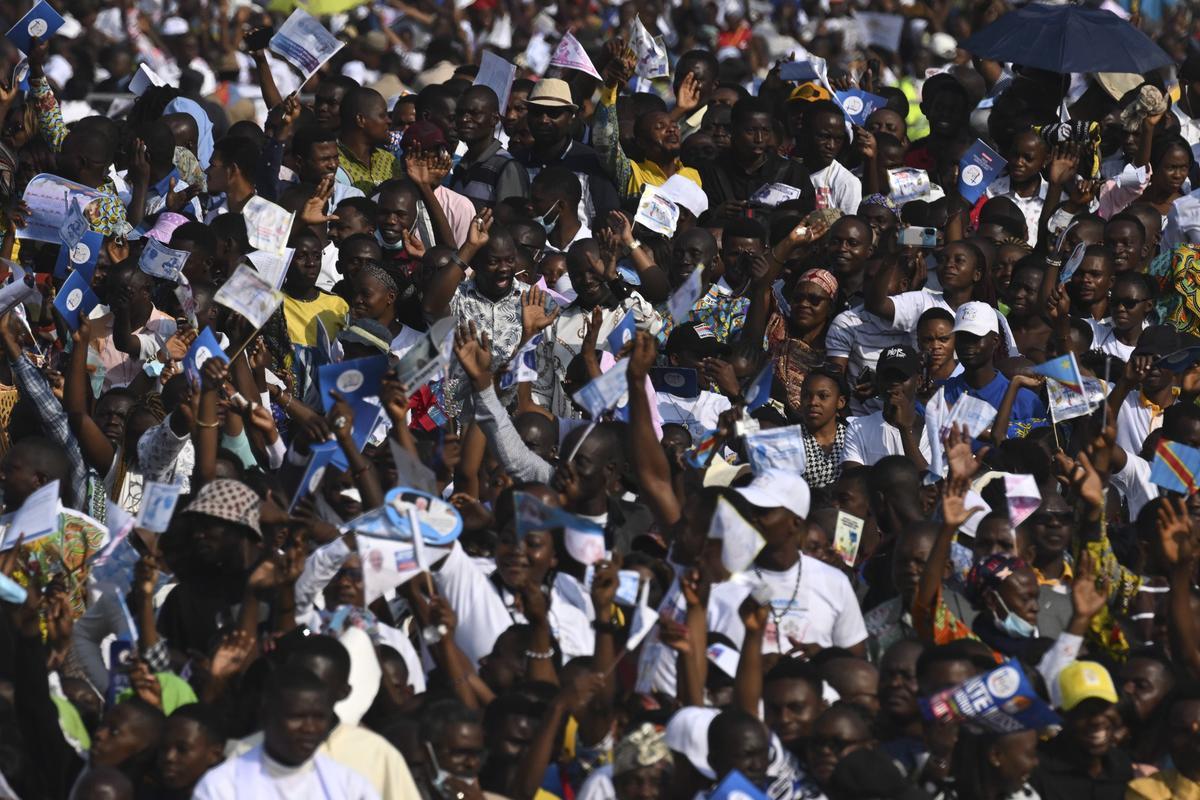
[{"left": 940, "top": 371, "right": 1048, "bottom": 439}]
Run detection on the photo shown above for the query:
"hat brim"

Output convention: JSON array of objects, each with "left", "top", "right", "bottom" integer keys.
[{"left": 527, "top": 99, "right": 579, "bottom": 112}]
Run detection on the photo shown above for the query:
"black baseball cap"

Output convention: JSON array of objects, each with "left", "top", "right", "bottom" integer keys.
[{"left": 876, "top": 344, "right": 921, "bottom": 380}]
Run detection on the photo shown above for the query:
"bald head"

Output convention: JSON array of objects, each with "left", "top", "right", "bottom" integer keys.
[{"left": 164, "top": 113, "right": 199, "bottom": 152}]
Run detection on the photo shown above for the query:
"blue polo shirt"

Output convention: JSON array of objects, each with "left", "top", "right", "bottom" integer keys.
[{"left": 940, "top": 371, "right": 1049, "bottom": 439}]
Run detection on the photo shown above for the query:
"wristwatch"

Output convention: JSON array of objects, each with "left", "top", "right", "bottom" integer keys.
[{"left": 626, "top": 238, "right": 643, "bottom": 254}]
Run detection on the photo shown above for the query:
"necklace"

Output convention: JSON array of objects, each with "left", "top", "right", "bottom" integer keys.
[{"left": 754, "top": 558, "right": 803, "bottom": 653}]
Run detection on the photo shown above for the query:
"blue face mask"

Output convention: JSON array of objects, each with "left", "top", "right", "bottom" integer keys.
[{"left": 994, "top": 594, "right": 1038, "bottom": 638}]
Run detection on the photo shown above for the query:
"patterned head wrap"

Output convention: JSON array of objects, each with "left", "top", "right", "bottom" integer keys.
[
  {"left": 1036, "top": 120, "right": 1102, "bottom": 179},
  {"left": 796, "top": 268, "right": 839, "bottom": 299},
  {"left": 860, "top": 193, "right": 900, "bottom": 215},
  {"left": 360, "top": 264, "right": 399, "bottom": 294},
  {"left": 613, "top": 724, "right": 670, "bottom": 777},
  {"left": 966, "top": 553, "right": 1028, "bottom": 605}
]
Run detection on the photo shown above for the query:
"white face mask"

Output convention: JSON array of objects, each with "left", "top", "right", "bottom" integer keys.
[{"left": 532, "top": 203, "right": 560, "bottom": 234}]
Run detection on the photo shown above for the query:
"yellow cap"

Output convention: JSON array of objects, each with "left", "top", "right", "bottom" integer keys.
[
  {"left": 788, "top": 82, "right": 831, "bottom": 103},
  {"left": 1058, "top": 661, "right": 1118, "bottom": 711}
]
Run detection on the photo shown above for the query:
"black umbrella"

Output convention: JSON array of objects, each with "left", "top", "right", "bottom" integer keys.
[{"left": 963, "top": 3, "right": 1174, "bottom": 74}]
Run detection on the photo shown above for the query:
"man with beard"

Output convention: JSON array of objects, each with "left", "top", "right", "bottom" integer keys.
[
  {"left": 514, "top": 78, "right": 620, "bottom": 223},
  {"left": 593, "top": 45, "right": 701, "bottom": 204}
]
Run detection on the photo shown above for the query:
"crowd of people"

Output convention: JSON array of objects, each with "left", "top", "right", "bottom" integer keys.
[{"left": 0, "top": 0, "right": 1198, "bottom": 797}]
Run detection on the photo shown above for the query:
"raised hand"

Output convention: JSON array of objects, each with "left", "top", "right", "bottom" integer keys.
[
  {"left": 453, "top": 321, "right": 494, "bottom": 391},
  {"left": 627, "top": 331, "right": 657, "bottom": 382},
  {"left": 941, "top": 473, "right": 984, "bottom": 530},
  {"left": 1071, "top": 550, "right": 1109, "bottom": 620},
  {"left": 675, "top": 71, "right": 702, "bottom": 113},
  {"left": 209, "top": 629, "right": 258, "bottom": 681},
  {"left": 299, "top": 176, "right": 338, "bottom": 225},
  {"left": 521, "top": 285, "right": 559, "bottom": 340},
  {"left": 1156, "top": 496, "right": 1196, "bottom": 568}
]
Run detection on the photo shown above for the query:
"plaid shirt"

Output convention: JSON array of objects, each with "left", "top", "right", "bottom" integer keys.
[
  {"left": 29, "top": 78, "right": 130, "bottom": 237},
  {"left": 10, "top": 355, "right": 98, "bottom": 515}
]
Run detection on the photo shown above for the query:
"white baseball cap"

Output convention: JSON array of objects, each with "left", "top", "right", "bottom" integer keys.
[
  {"left": 952, "top": 301, "right": 999, "bottom": 337},
  {"left": 664, "top": 706, "right": 719, "bottom": 779},
  {"left": 733, "top": 470, "right": 811, "bottom": 519}
]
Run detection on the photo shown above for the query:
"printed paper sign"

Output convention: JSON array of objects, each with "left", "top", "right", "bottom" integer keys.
[
  {"left": 780, "top": 59, "right": 821, "bottom": 83},
  {"left": 583, "top": 566, "right": 642, "bottom": 606},
  {"left": 135, "top": 481, "right": 183, "bottom": 533},
  {"left": 549, "top": 31, "right": 601, "bottom": 81},
  {"left": 499, "top": 334, "right": 539, "bottom": 391},
  {"left": 889, "top": 168, "right": 932, "bottom": 204},
  {"left": 750, "top": 183, "right": 805, "bottom": 207},
  {"left": 833, "top": 511, "right": 865, "bottom": 566},
  {"left": 318, "top": 354, "right": 389, "bottom": 413},
  {"left": 18, "top": 173, "right": 105, "bottom": 244},
  {"left": 572, "top": 359, "right": 630, "bottom": 418},
  {"left": 54, "top": 230, "right": 101, "bottom": 280},
  {"left": 6, "top": 0, "right": 65, "bottom": 55},
  {"left": 921, "top": 661, "right": 1061, "bottom": 733},
  {"left": 247, "top": 246, "right": 295, "bottom": 290},
  {"left": 649, "top": 366, "right": 699, "bottom": 398},
  {"left": 744, "top": 362, "right": 774, "bottom": 412},
  {"left": 214, "top": 263, "right": 284, "bottom": 329},
  {"left": 634, "top": 186, "right": 680, "bottom": 237},
  {"left": 139, "top": 239, "right": 188, "bottom": 282},
  {"left": 183, "top": 327, "right": 229, "bottom": 388},
  {"left": 396, "top": 317, "right": 456, "bottom": 390},
  {"left": 1004, "top": 474, "right": 1041, "bottom": 527},
  {"left": 958, "top": 139, "right": 1007, "bottom": 204},
  {"left": 1058, "top": 242, "right": 1087, "bottom": 285},
  {"left": 53, "top": 269, "right": 99, "bottom": 331},
  {"left": 290, "top": 441, "right": 340, "bottom": 511},
  {"left": 606, "top": 309, "right": 636, "bottom": 354},
  {"left": 128, "top": 63, "right": 166, "bottom": 96},
  {"left": 242, "top": 195, "right": 295, "bottom": 256},
  {"left": 269, "top": 9, "right": 345, "bottom": 81},
  {"left": 60, "top": 198, "right": 88, "bottom": 251},
  {"left": 474, "top": 50, "right": 517, "bottom": 119},
  {"left": 174, "top": 280, "right": 199, "bottom": 329},
  {"left": 706, "top": 642, "right": 741, "bottom": 678},
  {"left": 709, "top": 496, "right": 765, "bottom": 574},
  {"left": 0, "top": 480, "right": 60, "bottom": 550},
  {"left": 857, "top": 11, "right": 904, "bottom": 52},
  {"left": 629, "top": 17, "right": 669, "bottom": 79},
  {"left": 834, "top": 88, "right": 886, "bottom": 126},
  {"left": 744, "top": 424, "right": 807, "bottom": 474},
  {"left": 667, "top": 268, "right": 705, "bottom": 325}
]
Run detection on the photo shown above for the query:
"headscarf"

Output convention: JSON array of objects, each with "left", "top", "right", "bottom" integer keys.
[
  {"left": 163, "top": 97, "right": 214, "bottom": 170},
  {"left": 860, "top": 192, "right": 899, "bottom": 215},
  {"left": 796, "top": 268, "right": 838, "bottom": 299},
  {"left": 613, "top": 724, "right": 670, "bottom": 777},
  {"left": 966, "top": 553, "right": 1028, "bottom": 605},
  {"left": 1036, "top": 120, "right": 1101, "bottom": 179}
]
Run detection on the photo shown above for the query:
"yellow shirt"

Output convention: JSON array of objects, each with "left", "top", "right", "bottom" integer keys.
[
  {"left": 1127, "top": 769, "right": 1200, "bottom": 800},
  {"left": 283, "top": 292, "right": 348, "bottom": 348}
]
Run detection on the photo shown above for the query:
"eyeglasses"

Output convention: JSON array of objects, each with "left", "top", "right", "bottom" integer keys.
[{"left": 334, "top": 567, "right": 363, "bottom": 581}]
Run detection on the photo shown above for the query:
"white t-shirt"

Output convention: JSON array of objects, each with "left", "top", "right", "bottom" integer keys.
[
  {"left": 1087, "top": 319, "right": 1136, "bottom": 361},
  {"left": 194, "top": 745, "right": 380, "bottom": 800},
  {"left": 1115, "top": 392, "right": 1165, "bottom": 458},
  {"left": 984, "top": 175, "right": 1048, "bottom": 247},
  {"left": 709, "top": 557, "right": 868, "bottom": 653},
  {"left": 809, "top": 160, "right": 862, "bottom": 216},
  {"left": 657, "top": 390, "right": 731, "bottom": 433},
  {"left": 1111, "top": 449, "right": 1156, "bottom": 522},
  {"left": 842, "top": 410, "right": 932, "bottom": 466}
]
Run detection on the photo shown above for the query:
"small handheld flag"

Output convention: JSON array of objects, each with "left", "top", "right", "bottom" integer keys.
[
  {"left": 1150, "top": 440, "right": 1200, "bottom": 495},
  {"left": 1031, "top": 353, "right": 1083, "bottom": 395}
]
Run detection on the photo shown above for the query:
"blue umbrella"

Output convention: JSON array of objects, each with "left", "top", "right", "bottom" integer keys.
[{"left": 963, "top": 3, "right": 1173, "bottom": 74}]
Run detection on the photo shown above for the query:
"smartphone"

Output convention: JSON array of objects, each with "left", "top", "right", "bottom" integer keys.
[
  {"left": 897, "top": 226, "right": 940, "bottom": 248},
  {"left": 243, "top": 26, "right": 274, "bottom": 52}
]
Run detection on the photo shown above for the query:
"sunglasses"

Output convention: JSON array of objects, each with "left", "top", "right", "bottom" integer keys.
[
  {"left": 1111, "top": 296, "right": 1148, "bottom": 309},
  {"left": 1029, "top": 510, "right": 1072, "bottom": 525}
]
